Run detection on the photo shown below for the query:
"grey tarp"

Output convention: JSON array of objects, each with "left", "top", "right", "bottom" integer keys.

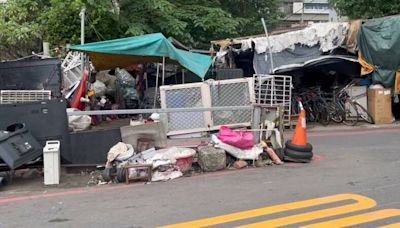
[{"left": 253, "top": 45, "right": 322, "bottom": 74}]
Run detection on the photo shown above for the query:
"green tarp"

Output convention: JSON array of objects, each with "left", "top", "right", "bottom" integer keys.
[
  {"left": 358, "top": 15, "right": 400, "bottom": 88},
  {"left": 70, "top": 33, "right": 212, "bottom": 79}
]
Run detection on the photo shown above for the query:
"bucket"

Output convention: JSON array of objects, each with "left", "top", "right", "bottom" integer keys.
[{"left": 175, "top": 156, "right": 194, "bottom": 173}]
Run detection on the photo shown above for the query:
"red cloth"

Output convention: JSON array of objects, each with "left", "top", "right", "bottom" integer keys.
[{"left": 71, "top": 70, "right": 88, "bottom": 110}]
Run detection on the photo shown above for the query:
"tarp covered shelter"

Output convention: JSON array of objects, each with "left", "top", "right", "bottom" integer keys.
[
  {"left": 70, "top": 33, "right": 212, "bottom": 79},
  {"left": 358, "top": 15, "right": 400, "bottom": 93}
]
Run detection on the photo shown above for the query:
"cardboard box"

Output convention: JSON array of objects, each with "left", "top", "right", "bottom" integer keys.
[{"left": 367, "top": 88, "right": 392, "bottom": 124}]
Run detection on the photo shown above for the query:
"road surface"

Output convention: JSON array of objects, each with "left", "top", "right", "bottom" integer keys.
[{"left": 1, "top": 128, "right": 400, "bottom": 227}]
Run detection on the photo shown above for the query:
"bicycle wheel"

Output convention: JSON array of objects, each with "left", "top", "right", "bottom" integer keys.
[
  {"left": 354, "top": 102, "right": 374, "bottom": 124},
  {"left": 315, "top": 104, "right": 330, "bottom": 126},
  {"left": 328, "top": 102, "right": 343, "bottom": 123},
  {"left": 343, "top": 100, "right": 359, "bottom": 126}
]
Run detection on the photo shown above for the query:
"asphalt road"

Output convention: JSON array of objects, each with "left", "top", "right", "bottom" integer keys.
[{"left": 1, "top": 128, "right": 400, "bottom": 227}]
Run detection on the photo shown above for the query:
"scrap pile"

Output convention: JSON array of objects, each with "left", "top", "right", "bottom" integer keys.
[{"left": 101, "top": 125, "right": 285, "bottom": 184}]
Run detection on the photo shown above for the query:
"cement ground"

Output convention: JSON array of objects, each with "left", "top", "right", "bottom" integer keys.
[{"left": 1, "top": 125, "right": 400, "bottom": 227}]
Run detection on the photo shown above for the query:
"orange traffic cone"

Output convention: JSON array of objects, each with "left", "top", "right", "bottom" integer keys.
[{"left": 291, "top": 102, "right": 307, "bottom": 146}]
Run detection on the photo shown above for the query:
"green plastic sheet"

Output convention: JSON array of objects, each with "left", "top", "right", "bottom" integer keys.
[
  {"left": 358, "top": 15, "right": 400, "bottom": 88},
  {"left": 70, "top": 33, "right": 212, "bottom": 79}
]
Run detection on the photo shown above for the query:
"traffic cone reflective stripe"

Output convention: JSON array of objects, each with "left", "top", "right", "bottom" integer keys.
[{"left": 291, "top": 108, "right": 307, "bottom": 146}]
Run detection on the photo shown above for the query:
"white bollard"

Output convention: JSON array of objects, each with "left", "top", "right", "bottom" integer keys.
[{"left": 43, "top": 140, "right": 60, "bottom": 185}]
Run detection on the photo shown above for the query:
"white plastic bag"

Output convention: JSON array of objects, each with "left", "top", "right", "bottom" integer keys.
[{"left": 67, "top": 108, "right": 91, "bottom": 131}]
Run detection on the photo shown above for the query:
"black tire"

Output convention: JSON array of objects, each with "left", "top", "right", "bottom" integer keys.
[
  {"left": 285, "top": 140, "right": 313, "bottom": 152},
  {"left": 284, "top": 148, "right": 313, "bottom": 160},
  {"left": 102, "top": 168, "right": 112, "bottom": 182},
  {"left": 116, "top": 168, "right": 126, "bottom": 183},
  {"left": 343, "top": 100, "right": 359, "bottom": 126},
  {"left": 317, "top": 107, "right": 331, "bottom": 126},
  {"left": 283, "top": 156, "right": 312, "bottom": 163},
  {"left": 328, "top": 103, "right": 344, "bottom": 123},
  {"left": 354, "top": 102, "right": 374, "bottom": 124}
]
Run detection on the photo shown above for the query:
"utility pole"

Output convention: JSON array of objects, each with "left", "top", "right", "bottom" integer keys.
[
  {"left": 301, "top": 0, "right": 304, "bottom": 24},
  {"left": 80, "top": 8, "right": 85, "bottom": 73},
  {"left": 261, "top": 18, "right": 274, "bottom": 73}
]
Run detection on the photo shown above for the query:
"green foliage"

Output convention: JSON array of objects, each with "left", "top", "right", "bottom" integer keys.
[
  {"left": 329, "top": 0, "right": 400, "bottom": 19},
  {"left": 0, "top": 0, "right": 43, "bottom": 58},
  {"left": 220, "top": 0, "right": 283, "bottom": 36},
  {"left": 0, "top": 0, "right": 281, "bottom": 59}
]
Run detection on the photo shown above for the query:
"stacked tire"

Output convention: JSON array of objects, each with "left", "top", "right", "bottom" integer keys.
[{"left": 284, "top": 140, "right": 313, "bottom": 162}]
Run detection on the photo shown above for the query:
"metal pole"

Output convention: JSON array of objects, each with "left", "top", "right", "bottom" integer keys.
[
  {"left": 68, "top": 106, "right": 253, "bottom": 116},
  {"left": 80, "top": 8, "right": 85, "bottom": 73},
  {"left": 252, "top": 106, "right": 262, "bottom": 144},
  {"left": 162, "top": 57, "right": 165, "bottom": 85},
  {"left": 261, "top": 18, "right": 274, "bottom": 74},
  {"left": 153, "top": 63, "right": 160, "bottom": 108},
  {"left": 301, "top": 0, "right": 304, "bottom": 24},
  {"left": 182, "top": 69, "right": 185, "bottom": 84}
]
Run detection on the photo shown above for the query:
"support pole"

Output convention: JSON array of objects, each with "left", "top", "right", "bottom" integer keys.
[
  {"left": 261, "top": 18, "right": 274, "bottom": 74},
  {"left": 153, "top": 63, "right": 160, "bottom": 108},
  {"left": 182, "top": 69, "right": 185, "bottom": 84},
  {"left": 252, "top": 105, "right": 262, "bottom": 144},
  {"left": 162, "top": 57, "right": 165, "bottom": 85},
  {"left": 80, "top": 8, "right": 85, "bottom": 73},
  {"left": 301, "top": 0, "right": 305, "bottom": 24}
]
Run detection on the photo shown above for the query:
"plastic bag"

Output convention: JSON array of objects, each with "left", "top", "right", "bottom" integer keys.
[
  {"left": 216, "top": 126, "right": 254, "bottom": 150},
  {"left": 67, "top": 108, "right": 91, "bottom": 131}
]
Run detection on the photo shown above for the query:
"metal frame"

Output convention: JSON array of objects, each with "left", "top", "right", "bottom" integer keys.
[
  {"left": 253, "top": 74, "right": 293, "bottom": 127},
  {"left": 159, "top": 78, "right": 255, "bottom": 136}
]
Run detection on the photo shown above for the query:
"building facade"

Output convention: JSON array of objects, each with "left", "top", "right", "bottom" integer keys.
[{"left": 280, "top": 0, "right": 338, "bottom": 26}]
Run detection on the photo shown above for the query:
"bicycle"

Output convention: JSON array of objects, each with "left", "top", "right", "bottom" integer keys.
[
  {"left": 329, "top": 83, "right": 359, "bottom": 126},
  {"left": 349, "top": 91, "right": 374, "bottom": 124}
]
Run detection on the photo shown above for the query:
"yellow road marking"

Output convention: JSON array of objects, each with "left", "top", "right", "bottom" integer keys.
[
  {"left": 301, "top": 209, "right": 400, "bottom": 228},
  {"left": 160, "top": 194, "right": 375, "bottom": 228},
  {"left": 236, "top": 195, "right": 376, "bottom": 228},
  {"left": 380, "top": 222, "right": 400, "bottom": 228}
]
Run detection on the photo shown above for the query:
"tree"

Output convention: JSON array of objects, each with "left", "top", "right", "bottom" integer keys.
[
  {"left": 220, "top": 0, "right": 283, "bottom": 36},
  {"left": 329, "top": 0, "right": 400, "bottom": 19},
  {"left": 0, "top": 0, "right": 44, "bottom": 58},
  {"left": 0, "top": 0, "right": 281, "bottom": 59},
  {"left": 115, "top": 0, "right": 242, "bottom": 48}
]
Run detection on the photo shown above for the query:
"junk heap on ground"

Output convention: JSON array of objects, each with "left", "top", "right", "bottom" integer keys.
[{"left": 0, "top": 15, "right": 399, "bottom": 185}]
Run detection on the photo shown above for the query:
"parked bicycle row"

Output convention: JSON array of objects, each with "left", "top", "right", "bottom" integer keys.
[{"left": 291, "top": 81, "right": 374, "bottom": 126}]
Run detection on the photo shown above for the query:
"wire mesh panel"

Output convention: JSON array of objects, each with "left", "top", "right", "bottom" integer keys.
[
  {"left": 210, "top": 80, "right": 252, "bottom": 126},
  {"left": 160, "top": 79, "right": 254, "bottom": 136},
  {"left": 0, "top": 90, "right": 52, "bottom": 104},
  {"left": 253, "top": 74, "right": 292, "bottom": 126},
  {"left": 163, "top": 87, "right": 206, "bottom": 132}
]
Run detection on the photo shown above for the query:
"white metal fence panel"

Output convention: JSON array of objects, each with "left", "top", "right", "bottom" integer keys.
[
  {"left": 160, "top": 78, "right": 254, "bottom": 136},
  {"left": 253, "top": 74, "right": 293, "bottom": 126},
  {"left": 210, "top": 79, "right": 254, "bottom": 127},
  {"left": 161, "top": 83, "right": 211, "bottom": 135}
]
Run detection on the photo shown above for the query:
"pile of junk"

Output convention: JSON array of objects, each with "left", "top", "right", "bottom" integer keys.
[
  {"left": 100, "top": 117, "right": 313, "bottom": 184},
  {"left": 101, "top": 124, "right": 283, "bottom": 184}
]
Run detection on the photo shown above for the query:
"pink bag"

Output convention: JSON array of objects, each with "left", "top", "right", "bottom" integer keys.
[{"left": 216, "top": 126, "right": 254, "bottom": 150}]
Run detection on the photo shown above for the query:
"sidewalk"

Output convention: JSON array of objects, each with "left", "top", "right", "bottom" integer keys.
[{"left": 167, "top": 121, "right": 400, "bottom": 147}]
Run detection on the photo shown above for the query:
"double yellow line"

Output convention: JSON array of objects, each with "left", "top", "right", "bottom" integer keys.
[{"left": 160, "top": 193, "right": 400, "bottom": 228}]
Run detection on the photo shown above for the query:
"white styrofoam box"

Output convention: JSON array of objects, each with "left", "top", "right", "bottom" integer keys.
[{"left": 43, "top": 140, "right": 60, "bottom": 185}]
